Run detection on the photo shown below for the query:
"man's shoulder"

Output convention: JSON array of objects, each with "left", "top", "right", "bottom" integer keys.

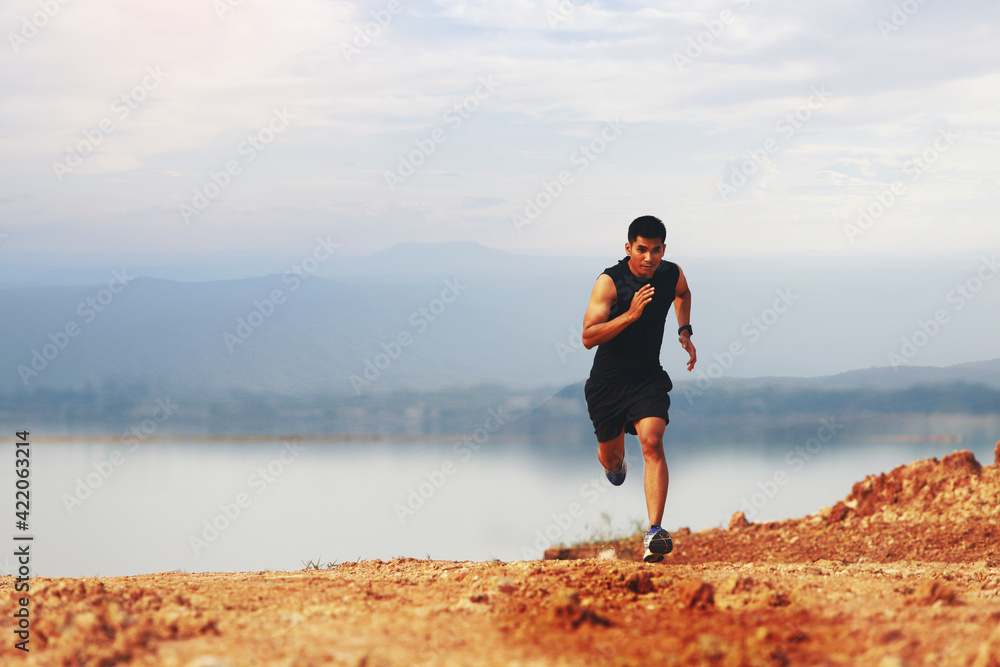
[
  {"left": 601, "top": 257, "right": 630, "bottom": 277},
  {"left": 654, "top": 260, "right": 679, "bottom": 280}
]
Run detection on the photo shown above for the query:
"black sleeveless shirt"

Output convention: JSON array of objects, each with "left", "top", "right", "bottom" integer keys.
[{"left": 589, "top": 257, "right": 679, "bottom": 383}]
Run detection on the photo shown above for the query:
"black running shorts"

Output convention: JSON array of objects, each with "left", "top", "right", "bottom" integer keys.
[{"left": 584, "top": 370, "right": 672, "bottom": 443}]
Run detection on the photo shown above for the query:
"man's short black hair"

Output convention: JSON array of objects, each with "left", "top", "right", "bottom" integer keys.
[{"left": 628, "top": 215, "right": 666, "bottom": 244}]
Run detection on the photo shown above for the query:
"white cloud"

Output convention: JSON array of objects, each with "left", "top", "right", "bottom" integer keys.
[{"left": 0, "top": 0, "right": 998, "bottom": 260}]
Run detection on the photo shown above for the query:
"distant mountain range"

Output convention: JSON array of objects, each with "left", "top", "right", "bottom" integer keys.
[
  {"left": 3, "top": 242, "right": 998, "bottom": 401},
  {"left": 676, "top": 358, "right": 1000, "bottom": 391},
  {"left": 1, "top": 267, "right": 596, "bottom": 396}
]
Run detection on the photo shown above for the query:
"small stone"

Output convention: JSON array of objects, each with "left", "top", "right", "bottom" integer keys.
[
  {"left": 728, "top": 511, "right": 751, "bottom": 530},
  {"left": 679, "top": 581, "right": 715, "bottom": 610},
  {"left": 496, "top": 577, "right": 516, "bottom": 593},
  {"left": 549, "top": 589, "right": 612, "bottom": 627},
  {"left": 625, "top": 572, "right": 655, "bottom": 595},
  {"left": 908, "top": 580, "right": 958, "bottom": 606}
]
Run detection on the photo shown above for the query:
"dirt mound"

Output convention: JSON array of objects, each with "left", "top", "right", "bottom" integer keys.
[
  {"left": 833, "top": 449, "right": 993, "bottom": 524},
  {"left": 547, "top": 448, "right": 1000, "bottom": 564},
  {"left": 0, "top": 577, "right": 218, "bottom": 666}
]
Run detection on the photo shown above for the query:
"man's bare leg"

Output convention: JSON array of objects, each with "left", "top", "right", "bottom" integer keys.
[
  {"left": 634, "top": 416, "right": 668, "bottom": 528},
  {"left": 597, "top": 428, "right": 626, "bottom": 473}
]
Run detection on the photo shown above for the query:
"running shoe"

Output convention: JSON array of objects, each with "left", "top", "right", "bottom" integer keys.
[
  {"left": 604, "top": 458, "right": 627, "bottom": 486},
  {"left": 643, "top": 525, "right": 673, "bottom": 563}
]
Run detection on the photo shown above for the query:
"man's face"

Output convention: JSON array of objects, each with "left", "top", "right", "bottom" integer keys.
[{"left": 625, "top": 236, "right": 664, "bottom": 279}]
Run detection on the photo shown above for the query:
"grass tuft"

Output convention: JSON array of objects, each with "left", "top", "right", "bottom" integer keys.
[{"left": 301, "top": 557, "right": 339, "bottom": 571}]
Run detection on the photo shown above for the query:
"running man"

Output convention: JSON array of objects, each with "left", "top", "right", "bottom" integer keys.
[{"left": 582, "top": 215, "right": 697, "bottom": 563}]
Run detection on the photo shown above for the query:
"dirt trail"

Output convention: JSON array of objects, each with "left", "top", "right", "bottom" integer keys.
[{"left": 3, "top": 446, "right": 1000, "bottom": 666}]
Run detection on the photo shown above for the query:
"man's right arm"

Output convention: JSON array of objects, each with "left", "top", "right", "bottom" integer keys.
[{"left": 582, "top": 274, "right": 653, "bottom": 350}]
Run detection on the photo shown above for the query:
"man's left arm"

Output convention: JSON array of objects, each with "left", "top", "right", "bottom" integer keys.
[{"left": 674, "top": 266, "right": 697, "bottom": 371}]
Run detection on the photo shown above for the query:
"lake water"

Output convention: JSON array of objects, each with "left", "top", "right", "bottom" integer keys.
[{"left": 13, "top": 437, "right": 994, "bottom": 578}]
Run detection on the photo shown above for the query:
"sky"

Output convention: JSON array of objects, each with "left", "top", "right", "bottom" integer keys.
[{"left": 1, "top": 0, "right": 998, "bottom": 268}]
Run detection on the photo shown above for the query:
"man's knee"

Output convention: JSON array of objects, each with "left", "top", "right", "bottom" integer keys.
[{"left": 639, "top": 434, "right": 664, "bottom": 459}]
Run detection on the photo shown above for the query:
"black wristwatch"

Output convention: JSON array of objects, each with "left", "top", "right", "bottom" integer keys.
[{"left": 678, "top": 324, "right": 693, "bottom": 336}]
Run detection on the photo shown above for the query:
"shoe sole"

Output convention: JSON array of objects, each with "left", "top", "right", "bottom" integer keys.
[
  {"left": 643, "top": 530, "right": 673, "bottom": 563},
  {"left": 605, "top": 460, "right": 627, "bottom": 486}
]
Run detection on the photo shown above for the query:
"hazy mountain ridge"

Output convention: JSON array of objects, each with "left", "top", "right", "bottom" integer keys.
[
  {"left": 0, "top": 271, "right": 595, "bottom": 395},
  {"left": 3, "top": 242, "right": 998, "bottom": 404},
  {"left": 669, "top": 359, "right": 1000, "bottom": 392}
]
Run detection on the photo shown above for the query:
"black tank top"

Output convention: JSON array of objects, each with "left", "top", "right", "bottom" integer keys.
[{"left": 589, "top": 257, "right": 679, "bottom": 383}]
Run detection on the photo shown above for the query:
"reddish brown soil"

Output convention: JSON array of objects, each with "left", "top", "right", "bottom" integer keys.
[{"left": 3, "top": 446, "right": 1000, "bottom": 666}]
